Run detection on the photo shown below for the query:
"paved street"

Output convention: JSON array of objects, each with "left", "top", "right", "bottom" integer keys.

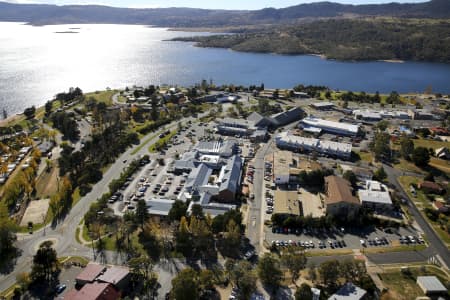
[
  {"left": 383, "top": 163, "right": 450, "bottom": 268},
  {"left": 0, "top": 115, "right": 200, "bottom": 295}
]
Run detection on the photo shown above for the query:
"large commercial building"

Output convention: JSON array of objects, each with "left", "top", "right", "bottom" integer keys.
[
  {"left": 300, "top": 116, "right": 361, "bottom": 137},
  {"left": 172, "top": 140, "right": 242, "bottom": 216},
  {"left": 216, "top": 107, "right": 305, "bottom": 139},
  {"left": 275, "top": 131, "right": 352, "bottom": 160}
]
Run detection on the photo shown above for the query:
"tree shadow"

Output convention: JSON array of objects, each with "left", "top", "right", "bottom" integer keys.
[{"left": 0, "top": 247, "right": 22, "bottom": 275}]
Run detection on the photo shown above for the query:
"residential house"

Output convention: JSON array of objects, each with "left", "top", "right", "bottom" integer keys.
[
  {"left": 419, "top": 181, "right": 445, "bottom": 195},
  {"left": 328, "top": 282, "right": 367, "bottom": 300}
]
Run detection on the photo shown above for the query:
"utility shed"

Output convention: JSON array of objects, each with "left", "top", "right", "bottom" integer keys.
[{"left": 416, "top": 276, "right": 448, "bottom": 295}]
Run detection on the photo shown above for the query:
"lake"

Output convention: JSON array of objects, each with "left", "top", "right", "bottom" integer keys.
[{"left": 1, "top": 22, "right": 450, "bottom": 115}]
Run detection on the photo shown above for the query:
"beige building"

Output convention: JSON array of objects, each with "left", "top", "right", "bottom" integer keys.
[
  {"left": 324, "top": 176, "right": 360, "bottom": 218},
  {"left": 274, "top": 190, "right": 301, "bottom": 216}
]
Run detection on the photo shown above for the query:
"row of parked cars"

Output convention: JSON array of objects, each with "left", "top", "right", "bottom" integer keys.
[
  {"left": 399, "top": 235, "right": 424, "bottom": 244},
  {"left": 264, "top": 161, "right": 272, "bottom": 181},
  {"left": 359, "top": 236, "right": 390, "bottom": 247}
]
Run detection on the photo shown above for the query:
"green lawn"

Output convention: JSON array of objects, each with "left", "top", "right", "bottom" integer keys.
[
  {"left": 413, "top": 138, "right": 450, "bottom": 150},
  {"left": 84, "top": 90, "right": 119, "bottom": 106},
  {"left": 148, "top": 129, "right": 178, "bottom": 153},
  {"left": 429, "top": 157, "right": 450, "bottom": 174},
  {"left": 357, "top": 151, "right": 373, "bottom": 163},
  {"left": 394, "top": 159, "right": 425, "bottom": 174},
  {"left": 363, "top": 244, "right": 426, "bottom": 254}
]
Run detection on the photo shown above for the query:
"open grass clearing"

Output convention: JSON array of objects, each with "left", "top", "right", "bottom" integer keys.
[
  {"left": 84, "top": 90, "right": 118, "bottom": 106},
  {"left": 379, "top": 265, "right": 449, "bottom": 300},
  {"left": 413, "top": 138, "right": 450, "bottom": 150},
  {"left": 429, "top": 157, "right": 450, "bottom": 174},
  {"left": 148, "top": 129, "right": 178, "bottom": 153}
]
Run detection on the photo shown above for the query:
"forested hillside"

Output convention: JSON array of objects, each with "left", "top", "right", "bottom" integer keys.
[{"left": 172, "top": 18, "right": 450, "bottom": 63}]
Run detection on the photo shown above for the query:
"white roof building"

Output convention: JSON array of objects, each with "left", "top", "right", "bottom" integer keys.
[
  {"left": 358, "top": 180, "right": 392, "bottom": 209},
  {"left": 301, "top": 117, "right": 360, "bottom": 136},
  {"left": 275, "top": 131, "right": 352, "bottom": 159},
  {"left": 417, "top": 276, "right": 448, "bottom": 295}
]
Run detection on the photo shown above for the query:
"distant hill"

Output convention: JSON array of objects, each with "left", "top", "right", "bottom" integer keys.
[
  {"left": 0, "top": 0, "right": 449, "bottom": 26},
  {"left": 172, "top": 18, "right": 450, "bottom": 63}
]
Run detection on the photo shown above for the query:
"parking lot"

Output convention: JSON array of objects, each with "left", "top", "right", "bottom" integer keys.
[
  {"left": 265, "top": 225, "right": 424, "bottom": 251},
  {"left": 108, "top": 119, "right": 251, "bottom": 215}
]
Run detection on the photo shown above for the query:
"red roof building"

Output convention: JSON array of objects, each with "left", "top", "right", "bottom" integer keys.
[
  {"left": 65, "top": 282, "right": 120, "bottom": 300},
  {"left": 97, "top": 266, "right": 130, "bottom": 290},
  {"left": 76, "top": 263, "right": 106, "bottom": 285}
]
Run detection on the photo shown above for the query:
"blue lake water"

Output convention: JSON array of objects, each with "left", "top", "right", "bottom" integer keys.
[{"left": 1, "top": 22, "right": 450, "bottom": 115}]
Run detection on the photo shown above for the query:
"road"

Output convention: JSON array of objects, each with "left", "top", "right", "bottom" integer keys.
[
  {"left": 383, "top": 163, "right": 450, "bottom": 268},
  {"left": 0, "top": 116, "right": 198, "bottom": 296},
  {"left": 246, "top": 140, "right": 273, "bottom": 254}
]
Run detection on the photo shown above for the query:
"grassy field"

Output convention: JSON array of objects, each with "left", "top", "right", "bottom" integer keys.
[
  {"left": 429, "top": 157, "right": 450, "bottom": 174},
  {"left": 357, "top": 151, "right": 373, "bottom": 163},
  {"left": 413, "top": 138, "right": 450, "bottom": 150},
  {"left": 363, "top": 244, "right": 426, "bottom": 254},
  {"left": 379, "top": 265, "right": 450, "bottom": 300},
  {"left": 84, "top": 90, "right": 118, "bottom": 106},
  {"left": 305, "top": 249, "right": 353, "bottom": 257},
  {"left": 394, "top": 159, "right": 425, "bottom": 174},
  {"left": 148, "top": 129, "right": 178, "bottom": 153}
]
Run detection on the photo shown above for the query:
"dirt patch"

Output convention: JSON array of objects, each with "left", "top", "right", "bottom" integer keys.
[
  {"left": 299, "top": 188, "right": 325, "bottom": 218},
  {"left": 20, "top": 199, "right": 50, "bottom": 226},
  {"left": 35, "top": 166, "right": 59, "bottom": 198}
]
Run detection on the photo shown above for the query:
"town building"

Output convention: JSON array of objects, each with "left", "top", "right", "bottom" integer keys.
[
  {"left": 275, "top": 131, "right": 352, "bottom": 160},
  {"left": 408, "top": 109, "right": 435, "bottom": 120},
  {"left": 358, "top": 180, "right": 393, "bottom": 212},
  {"left": 216, "top": 107, "right": 305, "bottom": 138},
  {"left": 300, "top": 117, "right": 361, "bottom": 137},
  {"left": 76, "top": 262, "right": 106, "bottom": 286},
  {"left": 67, "top": 263, "right": 130, "bottom": 300},
  {"left": 273, "top": 190, "right": 301, "bottom": 216},
  {"left": 65, "top": 282, "right": 120, "bottom": 300},
  {"left": 311, "top": 102, "right": 335, "bottom": 110},
  {"left": 271, "top": 150, "right": 321, "bottom": 185},
  {"left": 171, "top": 141, "right": 242, "bottom": 217},
  {"left": 324, "top": 176, "right": 360, "bottom": 218},
  {"left": 416, "top": 276, "right": 448, "bottom": 296},
  {"left": 328, "top": 282, "right": 367, "bottom": 300},
  {"left": 97, "top": 266, "right": 131, "bottom": 291}
]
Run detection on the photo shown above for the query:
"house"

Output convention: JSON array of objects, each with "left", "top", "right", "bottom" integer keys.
[
  {"left": 435, "top": 147, "right": 450, "bottom": 160},
  {"left": 429, "top": 127, "right": 450, "bottom": 136},
  {"left": 416, "top": 276, "right": 448, "bottom": 296},
  {"left": 432, "top": 198, "right": 449, "bottom": 213},
  {"left": 328, "top": 282, "right": 367, "bottom": 300},
  {"left": 358, "top": 180, "right": 393, "bottom": 212},
  {"left": 324, "top": 176, "right": 360, "bottom": 218},
  {"left": 76, "top": 262, "right": 106, "bottom": 286},
  {"left": 97, "top": 266, "right": 130, "bottom": 291},
  {"left": 65, "top": 282, "right": 120, "bottom": 300},
  {"left": 419, "top": 181, "right": 445, "bottom": 195}
]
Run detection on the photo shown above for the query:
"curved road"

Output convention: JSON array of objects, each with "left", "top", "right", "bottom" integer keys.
[{"left": 0, "top": 116, "right": 194, "bottom": 293}]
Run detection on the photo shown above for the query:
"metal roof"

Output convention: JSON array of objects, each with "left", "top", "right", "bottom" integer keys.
[
  {"left": 417, "top": 276, "right": 448, "bottom": 293},
  {"left": 328, "top": 283, "right": 367, "bottom": 300}
]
